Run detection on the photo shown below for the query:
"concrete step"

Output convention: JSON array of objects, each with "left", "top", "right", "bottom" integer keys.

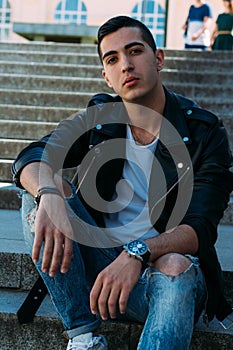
[
  {"left": 0, "top": 162, "right": 73, "bottom": 185},
  {"left": 0, "top": 48, "right": 232, "bottom": 68},
  {"left": 0, "top": 50, "right": 101, "bottom": 65},
  {"left": 0, "top": 61, "right": 102, "bottom": 78},
  {"left": 189, "top": 98, "right": 233, "bottom": 117},
  {"left": 0, "top": 125, "right": 232, "bottom": 160},
  {"left": 0, "top": 288, "right": 233, "bottom": 350},
  {"left": 0, "top": 132, "right": 233, "bottom": 163},
  {"left": 0, "top": 73, "right": 232, "bottom": 93},
  {"left": 0, "top": 104, "right": 80, "bottom": 122},
  {"left": 0, "top": 207, "right": 230, "bottom": 290},
  {"left": 163, "top": 71, "right": 233, "bottom": 86},
  {"left": 0, "top": 176, "right": 232, "bottom": 215},
  {"left": 0, "top": 139, "right": 31, "bottom": 159},
  {"left": 1, "top": 116, "right": 232, "bottom": 142},
  {"left": 0, "top": 99, "right": 232, "bottom": 124},
  {"left": 0, "top": 120, "right": 57, "bottom": 140},
  {"left": 0, "top": 58, "right": 232, "bottom": 78},
  {"left": 0, "top": 89, "right": 232, "bottom": 114},
  {"left": 0, "top": 113, "right": 233, "bottom": 180},
  {"left": 0, "top": 43, "right": 232, "bottom": 59},
  {"left": 164, "top": 57, "right": 233, "bottom": 72},
  {"left": 0, "top": 73, "right": 111, "bottom": 93},
  {"left": 0, "top": 160, "right": 13, "bottom": 183},
  {"left": 0, "top": 183, "right": 21, "bottom": 209},
  {"left": 164, "top": 49, "right": 233, "bottom": 60},
  {"left": 0, "top": 161, "right": 69, "bottom": 184},
  {"left": 0, "top": 88, "right": 93, "bottom": 108},
  {"left": 165, "top": 83, "right": 233, "bottom": 102},
  {"left": 0, "top": 42, "right": 98, "bottom": 53}
]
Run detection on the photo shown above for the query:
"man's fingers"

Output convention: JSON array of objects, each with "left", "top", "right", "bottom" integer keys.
[
  {"left": 61, "top": 237, "right": 73, "bottom": 274},
  {"left": 32, "top": 231, "right": 44, "bottom": 263},
  {"left": 32, "top": 196, "right": 75, "bottom": 277},
  {"left": 95, "top": 286, "right": 111, "bottom": 320},
  {"left": 48, "top": 230, "right": 64, "bottom": 277},
  {"left": 90, "top": 255, "right": 141, "bottom": 320},
  {"left": 90, "top": 272, "right": 113, "bottom": 320},
  {"left": 118, "top": 287, "right": 131, "bottom": 315},
  {"left": 90, "top": 277, "right": 103, "bottom": 315},
  {"left": 108, "top": 288, "right": 120, "bottom": 319},
  {"left": 42, "top": 234, "right": 54, "bottom": 274}
]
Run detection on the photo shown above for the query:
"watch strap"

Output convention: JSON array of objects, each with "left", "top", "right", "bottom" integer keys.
[
  {"left": 124, "top": 240, "right": 151, "bottom": 269},
  {"left": 124, "top": 250, "right": 150, "bottom": 269}
]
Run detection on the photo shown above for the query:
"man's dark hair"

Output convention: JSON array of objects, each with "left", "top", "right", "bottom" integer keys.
[{"left": 97, "top": 15, "right": 157, "bottom": 62}]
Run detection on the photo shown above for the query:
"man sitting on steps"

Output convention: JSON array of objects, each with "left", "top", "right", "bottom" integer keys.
[{"left": 12, "top": 16, "right": 233, "bottom": 350}]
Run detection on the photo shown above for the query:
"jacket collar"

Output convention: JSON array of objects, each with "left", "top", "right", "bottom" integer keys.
[{"left": 91, "top": 87, "right": 196, "bottom": 145}]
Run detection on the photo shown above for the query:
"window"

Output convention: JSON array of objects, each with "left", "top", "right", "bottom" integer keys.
[
  {"left": 0, "top": 0, "right": 11, "bottom": 41},
  {"left": 132, "top": 0, "right": 166, "bottom": 47},
  {"left": 54, "top": 0, "right": 87, "bottom": 24}
]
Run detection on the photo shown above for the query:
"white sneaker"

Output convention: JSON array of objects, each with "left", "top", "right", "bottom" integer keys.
[{"left": 66, "top": 332, "right": 108, "bottom": 350}]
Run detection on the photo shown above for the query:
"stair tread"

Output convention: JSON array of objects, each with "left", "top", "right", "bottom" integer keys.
[
  {"left": 0, "top": 288, "right": 232, "bottom": 337},
  {"left": 0, "top": 289, "right": 58, "bottom": 317},
  {"left": 0, "top": 207, "right": 232, "bottom": 272}
]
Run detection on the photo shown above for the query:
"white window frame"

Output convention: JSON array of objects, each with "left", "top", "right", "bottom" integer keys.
[
  {"left": 132, "top": 0, "right": 166, "bottom": 47},
  {"left": 0, "top": 0, "right": 11, "bottom": 42},
  {"left": 54, "top": 0, "right": 87, "bottom": 25}
]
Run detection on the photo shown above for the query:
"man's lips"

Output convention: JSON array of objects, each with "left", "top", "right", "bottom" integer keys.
[{"left": 123, "top": 76, "right": 139, "bottom": 87}]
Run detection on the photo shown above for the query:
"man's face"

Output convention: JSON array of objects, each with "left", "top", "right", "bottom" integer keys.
[{"left": 100, "top": 27, "right": 164, "bottom": 105}]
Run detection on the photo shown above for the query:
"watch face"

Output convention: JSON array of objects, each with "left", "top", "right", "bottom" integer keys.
[{"left": 127, "top": 240, "right": 147, "bottom": 256}]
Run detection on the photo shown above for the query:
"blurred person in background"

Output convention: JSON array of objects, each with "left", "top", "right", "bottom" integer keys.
[
  {"left": 182, "top": 0, "right": 213, "bottom": 50},
  {"left": 210, "top": 0, "right": 233, "bottom": 51}
]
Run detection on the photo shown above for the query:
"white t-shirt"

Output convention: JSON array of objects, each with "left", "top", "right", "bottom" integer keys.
[{"left": 103, "top": 125, "right": 159, "bottom": 244}]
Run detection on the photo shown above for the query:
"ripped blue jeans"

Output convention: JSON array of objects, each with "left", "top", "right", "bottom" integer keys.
[{"left": 21, "top": 189, "right": 207, "bottom": 350}]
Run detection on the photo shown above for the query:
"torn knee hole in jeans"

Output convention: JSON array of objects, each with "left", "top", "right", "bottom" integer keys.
[
  {"left": 27, "top": 207, "right": 37, "bottom": 231},
  {"left": 149, "top": 261, "right": 196, "bottom": 281}
]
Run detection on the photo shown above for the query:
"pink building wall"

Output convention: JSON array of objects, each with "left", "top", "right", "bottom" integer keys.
[{"left": 7, "top": 0, "right": 226, "bottom": 49}]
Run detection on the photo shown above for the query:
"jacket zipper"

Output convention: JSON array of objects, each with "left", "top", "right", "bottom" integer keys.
[
  {"left": 150, "top": 165, "right": 191, "bottom": 219},
  {"left": 73, "top": 154, "right": 96, "bottom": 194}
]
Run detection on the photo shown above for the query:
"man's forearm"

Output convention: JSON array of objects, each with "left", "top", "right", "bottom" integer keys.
[
  {"left": 146, "top": 224, "right": 199, "bottom": 262},
  {"left": 20, "top": 162, "right": 55, "bottom": 196}
]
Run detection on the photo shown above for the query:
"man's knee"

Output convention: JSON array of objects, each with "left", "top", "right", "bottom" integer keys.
[{"left": 151, "top": 253, "right": 192, "bottom": 276}]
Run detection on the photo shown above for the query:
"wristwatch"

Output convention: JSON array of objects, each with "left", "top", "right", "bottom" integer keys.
[{"left": 123, "top": 239, "right": 151, "bottom": 268}]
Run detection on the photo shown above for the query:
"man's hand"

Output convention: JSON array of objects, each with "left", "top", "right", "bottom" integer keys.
[
  {"left": 33, "top": 194, "right": 74, "bottom": 277},
  {"left": 90, "top": 251, "right": 142, "bottom": 320}
]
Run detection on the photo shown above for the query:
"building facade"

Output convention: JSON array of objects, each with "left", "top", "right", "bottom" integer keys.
[{"left": 0, "top": 0, "right": 226, "bottom": 49}]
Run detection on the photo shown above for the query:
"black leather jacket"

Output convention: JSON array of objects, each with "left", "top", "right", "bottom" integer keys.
[{"left": 12, "top": 87, "right": 233, "bottom": 322}]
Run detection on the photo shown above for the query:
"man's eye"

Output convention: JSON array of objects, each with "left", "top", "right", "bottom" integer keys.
[
  {"left": 131, "top": 48, "right": 142, "bottom": 55},
  {"left": 107, "top": 57, "right": 117, "bottom": 64}
]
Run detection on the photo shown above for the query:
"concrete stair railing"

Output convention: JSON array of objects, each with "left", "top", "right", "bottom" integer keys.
[{"left": 0, "top": 41, "right": 232, "bottom": 349}]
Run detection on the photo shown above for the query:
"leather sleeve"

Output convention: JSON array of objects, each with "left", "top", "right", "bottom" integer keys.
[{"left": 181, "top": 118, "right": 233, "bottom": 252}]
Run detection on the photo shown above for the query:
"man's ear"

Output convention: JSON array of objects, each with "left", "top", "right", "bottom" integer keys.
[
  {"left": 102, "top": 70, "right": 113, "bottom": 89},
  {"left": 156, "top": 49, "right": 164, "bottom": 72}
]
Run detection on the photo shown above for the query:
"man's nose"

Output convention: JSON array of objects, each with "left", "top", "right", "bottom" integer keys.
[{"left": 121, "top": 55, "right": 134, "bottom": 72}]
